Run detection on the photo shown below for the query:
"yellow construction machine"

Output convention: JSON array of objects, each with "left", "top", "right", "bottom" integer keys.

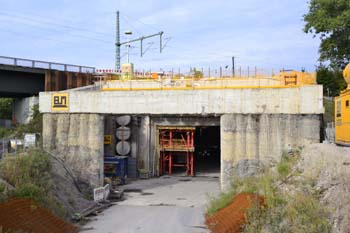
[{"left": 334, "top": 63, "right": 350, "bottom": 146}]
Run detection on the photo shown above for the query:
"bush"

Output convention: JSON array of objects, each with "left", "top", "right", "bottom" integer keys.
[
  {"left": 277, "top": 163, "right": 290, "bottom": 179},
  {"left": 0, "top": 149, "right": 66, "bottom": 217},
  {"left": 12, "top": 105, "right": 42, "bottom": 138},
  {"left": 323, "top": 98, "right": 334, "bottom": 123},
  {"left": 243, "top": 151, "right": 331, "bottom": 233},
  {"left": 284, "top": 192, "right": 331, "bottom": 233},
  {"left": 0, "top": 99, "right": 13, "bottom": 119},
  {"left": 207, "top": 149, "right": 331, "bottom": 233},
  {"left": 0, "top": 149, "right": 51, "bottom": 187},
  {"left": 243, "top": 177, "right": 331, "bottom": 233},
  {"left": 14, "top": 183, "right": 42, "bottom": 200},
  {"left": 0, "top": 128, "right": 12, "bottom": 139}
]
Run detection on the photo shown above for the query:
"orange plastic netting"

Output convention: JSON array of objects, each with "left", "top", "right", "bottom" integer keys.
[
  {"left": 206, "top": 193, "right": 265, "bottom": 233},
  {"left": 0, "top": 198, "right": 78, "bottom": 233}
]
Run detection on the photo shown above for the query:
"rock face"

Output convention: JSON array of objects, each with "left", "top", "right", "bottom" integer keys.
[
  {"left": 298, "top": 143, "right": 350, "bottom": 233},
  {"left": 42, "top": 113, "right": 104, "bottom": 188},
  {"left": 220, "top": 114, "right": 321, "bottom": 191}
]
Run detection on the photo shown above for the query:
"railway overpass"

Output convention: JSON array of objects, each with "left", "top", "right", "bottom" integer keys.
[
  {"left": 0, "top": 56, "right": 95, "bottom": 97},
  {"left": 0, "top": 56, "right": 96, "bottom": 123}
]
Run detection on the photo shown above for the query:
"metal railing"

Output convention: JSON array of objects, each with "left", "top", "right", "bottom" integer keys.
[{"left": 0, "top": 55, "right": 95, "bottom": 73}]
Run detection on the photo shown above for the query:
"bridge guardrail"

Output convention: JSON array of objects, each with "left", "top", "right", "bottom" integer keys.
[{"left": 0, "top": 56, "right": 95, "bottom": 73}]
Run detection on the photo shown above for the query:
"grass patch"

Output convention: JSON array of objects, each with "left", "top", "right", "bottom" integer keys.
[
  {"left": 0, "top": 149, "right": 66, "bottom": 218},
  {"left": 206, "top": 149, "right": 331, "bottom": 232},
  {"left": 207, "top": 189, "right": 237, "bottom": 217},
  {"left": 0, "top": 128, "right": 12, "bottom": 139}
]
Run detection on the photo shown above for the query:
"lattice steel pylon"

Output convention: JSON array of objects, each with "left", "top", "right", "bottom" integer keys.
[{"left": 115, "top": 11, "right": 165, "bottom": 70}]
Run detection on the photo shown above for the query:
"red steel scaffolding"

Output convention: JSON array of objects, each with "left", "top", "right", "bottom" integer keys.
[{"left": 159, "top": 127, "right": 195, "bottom": 176}]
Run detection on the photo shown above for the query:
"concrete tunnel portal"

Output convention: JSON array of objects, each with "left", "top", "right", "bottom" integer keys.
[
  {"left": 103, "top": 115, "right": 221, "bottom": 180},
  {"left": 40, "top": 84, "right": 324, "bottom": 190}
]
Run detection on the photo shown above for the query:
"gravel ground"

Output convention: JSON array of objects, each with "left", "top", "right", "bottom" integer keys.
[
  {"left": 83, "top": 175, "right": 220, "bottom": 233},
  {"left": 298, "top": 143, "right": 350, "bottom": 233}
]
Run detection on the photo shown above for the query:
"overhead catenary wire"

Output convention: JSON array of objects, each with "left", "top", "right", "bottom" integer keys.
[
  {"left": 0, "top": 24, "right": 116, "bottom": 56},
  {"left": 0, "top": 12, "right": 114, "bottom": 44},
  {"left": 121, "top": 12, "right": 164, "bottom": 33},
  {"left": 0, "top": 10, "right": 114, "bottom": 37}
]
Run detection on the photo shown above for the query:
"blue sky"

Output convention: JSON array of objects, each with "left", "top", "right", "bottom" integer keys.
[{"left": 0, "top": 0, "right": 320, "bottom": 73}]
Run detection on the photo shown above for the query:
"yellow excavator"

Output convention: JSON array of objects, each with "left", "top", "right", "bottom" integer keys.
[{"left": 334, "top": 63, "right": 350, "bottom": 146}]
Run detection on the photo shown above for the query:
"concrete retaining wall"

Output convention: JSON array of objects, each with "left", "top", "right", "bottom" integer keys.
[
  {"left": 39, "top": 86, "right": 323, "bottom": 115},
  {"left": 43, "top": 113, "right": 104, "bottom": 187},
  {"left": 220, "top": 114, "right": 321, "bottom": 191}
]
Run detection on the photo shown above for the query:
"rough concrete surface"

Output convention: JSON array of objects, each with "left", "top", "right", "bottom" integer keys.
[
  {"left": 43, "top": 113, "right": 104, "bottom": 187},
  {"left": 220, "top": 114, "right": 321, "bottom": 190},
  {"left": 39, "top": 86, "right": 323, "bottom": 115},
  {"left": 298, "top": 143, "right": 350, "bottom": 233},
  {"left": 50, "top": 157, "right": 95, "bottom": 217},
  {"left": 14, "top": 96, "right": 39, "bottom": 124},
  {"left": 84, "top": 175, "right": 220, "bottom": 233}
]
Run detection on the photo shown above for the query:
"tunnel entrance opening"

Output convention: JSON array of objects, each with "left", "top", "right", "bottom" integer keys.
[
  {"left": 194, "top": 126, "right": 220, "bottom": 175},
  {"left": 158, "top": 126, "right": 220, "bottom": 176}
]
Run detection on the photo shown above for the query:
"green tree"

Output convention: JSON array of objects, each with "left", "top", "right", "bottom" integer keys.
[
  {"left": 0, "top": 98, "right": 13, "bottom": 119},
  {"left": 317, "top": 65, "right": 347, "bottom": 96},
  {"left": 304, "top": 0, "right": 350, "bottom": 67}
]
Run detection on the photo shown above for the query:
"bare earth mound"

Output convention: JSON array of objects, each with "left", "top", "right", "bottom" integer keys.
[
  {"left": 0, "top": 198, "right": 78, "bottom": 233},
  {"left": 206, "top": 193, "right": 264, "bottom": 233}
]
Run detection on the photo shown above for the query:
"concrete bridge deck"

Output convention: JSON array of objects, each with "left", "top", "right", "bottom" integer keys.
[
  {"left": 39, "top": 85, "right": 323, "bottom": 115},
  {"left": 0, "top": 56, "right": 95, "bottom": 97}
]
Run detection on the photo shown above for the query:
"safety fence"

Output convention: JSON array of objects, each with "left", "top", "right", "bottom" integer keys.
[
  {"left": 0, "top": 55, "right": 95, "bottom": 73},
  {"left": 95, "top": 66, "right": 279, "bottom": 79}
]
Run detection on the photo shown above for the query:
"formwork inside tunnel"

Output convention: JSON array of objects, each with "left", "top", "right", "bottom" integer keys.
[
  {"left": 155, "top": 116, "right": 221, "bottom": 177},
  {"left": 102, "top": 115, "right": 222, "bottom": 179}
]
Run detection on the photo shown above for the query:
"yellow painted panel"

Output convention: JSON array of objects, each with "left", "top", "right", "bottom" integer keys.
[
  {"left": 335, "top": 88, "right": 350, "bottom": 145},
  {"left": 104, "top": 135, "right": 112, "bottom": 145},
  {"left": 51, "top": 93, "right": 69, "bottom": 111}
]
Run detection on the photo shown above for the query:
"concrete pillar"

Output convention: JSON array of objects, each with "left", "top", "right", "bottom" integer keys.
[
  {"left": 138, "top": 115, "right": 150, "bottom": 173},
  {"left": 220, "top": 114, "right": 237, "bottom": 191},
  {"left": 88, "top": 114, "right": 105, "bottom": 186},
  {"left": 55, "top": 114, "right": 70, "bottom": 155},
  {"left": 245, "top": 115, "right": 258, "bottom": 160},
  {"left": 104, "top": 115, "right": 117, "bottom": 155},
  {"left": 13, "top": 96, "right": 39, "bottom": 124},
  {"left": 130, "top": 116, "right": 139, "bottom": 159},
  {"left": 43, "top": 113, "right": 105, "bottom": 188},
  {"left": 42, "top": 113, "right": 56, "bottom": 151}
]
